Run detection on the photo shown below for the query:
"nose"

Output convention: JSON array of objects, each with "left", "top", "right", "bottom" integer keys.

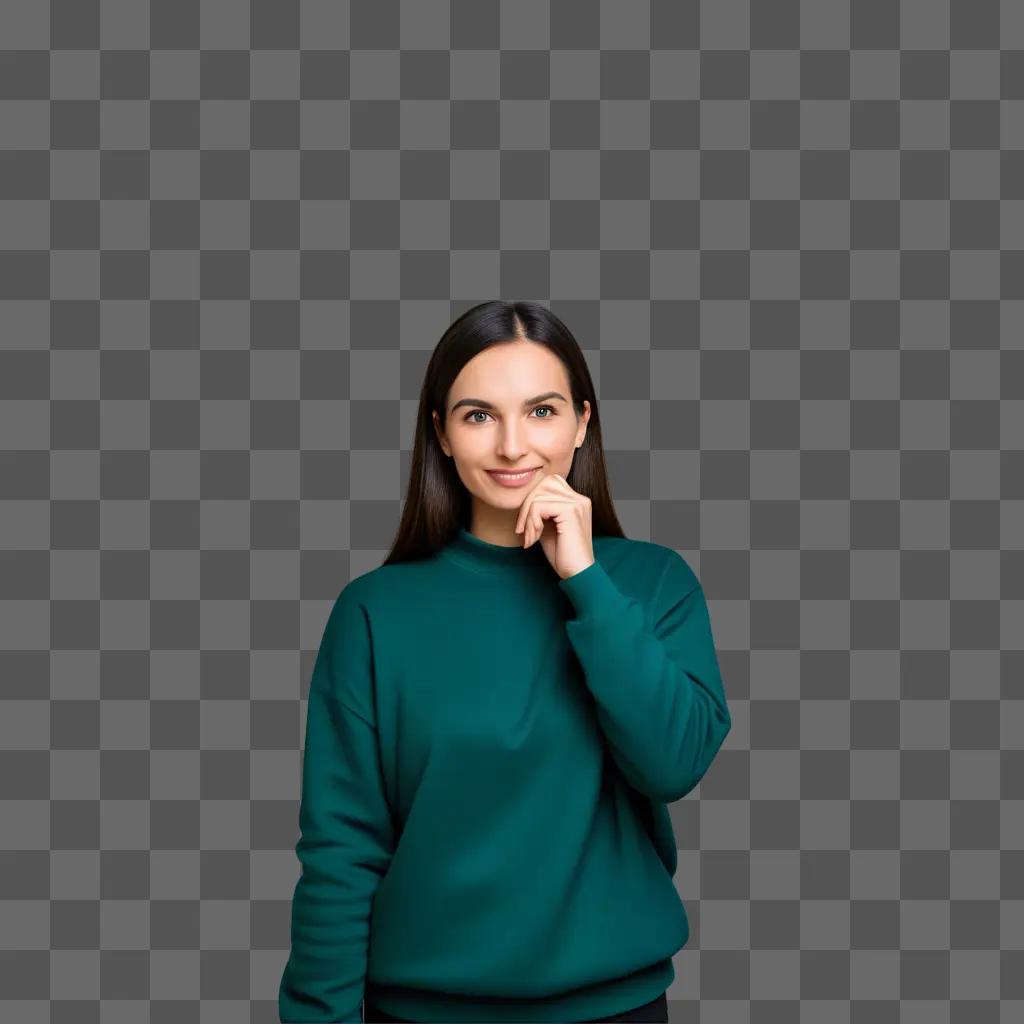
[{"left": 494, "top": 422, "right": 528, "bottom": 457}]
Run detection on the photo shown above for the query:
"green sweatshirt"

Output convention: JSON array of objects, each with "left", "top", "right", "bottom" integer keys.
[{"left": 279, "top": 526, "right": 731, "bottom": 1023}]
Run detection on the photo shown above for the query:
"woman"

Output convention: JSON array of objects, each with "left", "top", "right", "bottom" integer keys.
[{"left": 279, "top": 301, "right": 731, "bottom": 1023}]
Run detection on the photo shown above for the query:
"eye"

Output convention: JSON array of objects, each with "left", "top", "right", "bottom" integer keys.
[{"left": 463, "top": 405, "right": 558, "bottom": 424}]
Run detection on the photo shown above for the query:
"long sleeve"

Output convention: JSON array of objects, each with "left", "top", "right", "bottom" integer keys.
[
  {"left": 279, "top": 585, "right": 396, "bottom": 1023},
  {"left": 557, "top": 549, "right": 731, "bottom": 805}
]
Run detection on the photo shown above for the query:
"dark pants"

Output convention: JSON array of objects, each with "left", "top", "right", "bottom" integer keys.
[{"left": 363, "top": 988, "right": 668, "bottom": 1023}]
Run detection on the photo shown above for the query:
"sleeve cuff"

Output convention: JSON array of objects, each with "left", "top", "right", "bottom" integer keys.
[{"left": 557, "top": 559, "right": 629, "bottom": 619}]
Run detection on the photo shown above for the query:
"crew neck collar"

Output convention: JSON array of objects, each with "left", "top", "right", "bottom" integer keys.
[{"left": 442, "top": 526, "right": 552, "bottom": 575}]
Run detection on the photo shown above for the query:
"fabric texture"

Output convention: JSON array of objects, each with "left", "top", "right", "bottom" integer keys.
[{"left": 279, "top": 526, "right": 731, "bottom": 1022}]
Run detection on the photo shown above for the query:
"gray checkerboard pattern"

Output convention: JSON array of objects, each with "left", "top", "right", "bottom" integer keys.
[{"left": 1, "top": 1, "right": 1023, "bottom": 1022}]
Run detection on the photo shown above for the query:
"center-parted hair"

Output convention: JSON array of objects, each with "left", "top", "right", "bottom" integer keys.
[{"left": 382, "top": 300, "right": 625, "bottom": 566}]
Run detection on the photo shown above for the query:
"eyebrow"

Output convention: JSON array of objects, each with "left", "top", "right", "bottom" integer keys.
[{"left": 450, "top": 391, "right": 568, "bottom": 413}]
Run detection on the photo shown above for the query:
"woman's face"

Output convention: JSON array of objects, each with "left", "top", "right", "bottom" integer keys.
[{"left": 432, "top": 341, "right": 590, "bottom": 515}]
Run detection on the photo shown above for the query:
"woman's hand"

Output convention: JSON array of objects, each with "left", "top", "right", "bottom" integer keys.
[{"left": 514, "top": 473, "right": 595, "bottom": 580}]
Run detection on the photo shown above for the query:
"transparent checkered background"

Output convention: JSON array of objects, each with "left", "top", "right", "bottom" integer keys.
[{"left": 1, "top": 1, "right": 1023, "bottom": 1021}]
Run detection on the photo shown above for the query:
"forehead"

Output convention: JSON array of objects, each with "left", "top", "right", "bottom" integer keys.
[{"left": 449, "top": 342, "right": 568, "bottom": 403}]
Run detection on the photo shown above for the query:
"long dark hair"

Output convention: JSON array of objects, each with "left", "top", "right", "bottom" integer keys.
[{"left": 382, "top": 300, "right": 626, "bottom": 566}]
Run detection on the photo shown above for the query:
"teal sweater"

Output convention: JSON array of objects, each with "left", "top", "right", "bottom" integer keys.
[{"left": 279, "top": 526, "right": 731, "bottom": 1023}]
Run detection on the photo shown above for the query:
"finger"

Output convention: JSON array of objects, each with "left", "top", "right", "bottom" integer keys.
[
  {"left": 524, "top": 494, "right": 573, "bottom": 545},
  {"left": 556, "top": 476, "right": 581, "bottom": 499},
  {"left": 516, "top": 493, "right": 534, "bottom": 535},
  {"left": 527, "top": 496, "right": 571, "bottom": 539},
  {"left": 527, "top": 505, "right": 542, "bottom": 547},
  {"left": 515, "top": 474, "right": 553, "bottom": 534}
]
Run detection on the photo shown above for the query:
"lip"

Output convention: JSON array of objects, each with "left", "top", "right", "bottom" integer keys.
[{"left": 486, "top": 467, "right": 540, "bottom": 487}]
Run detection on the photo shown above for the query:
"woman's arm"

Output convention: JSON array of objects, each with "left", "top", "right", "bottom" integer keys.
[
  {"left": 558, "top": 548, "right": 732, "bottom": 804},
  {"left": 279, "top": 585, "right": 395, "bottom": 1023}
]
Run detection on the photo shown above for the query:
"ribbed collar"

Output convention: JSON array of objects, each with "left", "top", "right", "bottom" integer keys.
[{"left": 442, "top": 526, "right": 553, "bottom": 576}]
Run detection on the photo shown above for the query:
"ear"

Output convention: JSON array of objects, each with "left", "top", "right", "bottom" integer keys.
[
  {"left": 575, "top": 400, "right": 591, "bottom": 448},
  {"left": 431, "top": 410, "right": 450, "bottom": 456}
]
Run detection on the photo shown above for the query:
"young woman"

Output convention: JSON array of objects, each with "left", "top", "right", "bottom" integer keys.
[{"left": 279, "top": 301, "right": 731, "bottom": 1023}]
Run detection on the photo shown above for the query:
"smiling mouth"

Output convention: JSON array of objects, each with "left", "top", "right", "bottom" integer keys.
[{"left": 486, "top": 468, "right": 539, "bottom": 481}]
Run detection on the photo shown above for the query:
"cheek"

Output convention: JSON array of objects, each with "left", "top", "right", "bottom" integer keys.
[
  {"left": 552, "top": 427, "right": 579, "bottom": 452},
  {"left": 449, "top": 428, "right": 485, "bottom": 453}
]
